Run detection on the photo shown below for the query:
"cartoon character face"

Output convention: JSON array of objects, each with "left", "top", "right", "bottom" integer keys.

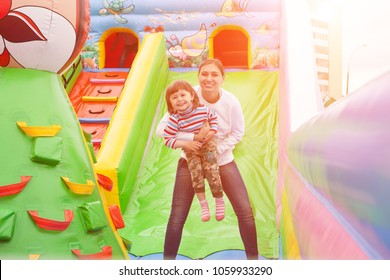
[
  {"left": 168, "top": 45, "right": 186, "bottom": 60},
  {"left": 0, "top": 0, "right": 89, "bottom": 73}
]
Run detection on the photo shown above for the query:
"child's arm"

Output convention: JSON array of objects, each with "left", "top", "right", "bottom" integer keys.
[
  {"left": 157, "top": 112, "right": 194, "bottom": 141},
  {"left": 164, "top": 130, "right": 203, "bottom": 153},
  {"left": 163, "top": 115, "right": 181, "bottom": 149},
  {"left": 163, "top": 115, "right": 202, "bottom": 152}
]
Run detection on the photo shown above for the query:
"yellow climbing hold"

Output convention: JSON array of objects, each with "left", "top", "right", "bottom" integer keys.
[
  {"left": 61, "top": 177, "right": 95, "bottom": 195},
  {"left": 16, "top": 121, "right": 61, "bottom": 137}
]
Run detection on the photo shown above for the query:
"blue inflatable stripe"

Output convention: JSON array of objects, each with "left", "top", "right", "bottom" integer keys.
[{"left": 78, "top": 118, "right": 111, "bottom": 124}]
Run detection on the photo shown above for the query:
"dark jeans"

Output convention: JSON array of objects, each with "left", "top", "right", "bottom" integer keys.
[{"left": 164, "top": 158, "right": 259, "bottom": 260}]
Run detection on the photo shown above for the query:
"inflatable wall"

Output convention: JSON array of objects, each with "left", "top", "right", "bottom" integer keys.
[
  {"left": 278, "top": 0, "right": 390, "bottom": 259},
  {"left": 283, "top": 71, "right": 390, "bottom": 259},
  {"left": 0, "top": 0, "right": 128, "bottom": 259},
  {"left": 83, "top": 0, "right": 280, "bottom": 70}
]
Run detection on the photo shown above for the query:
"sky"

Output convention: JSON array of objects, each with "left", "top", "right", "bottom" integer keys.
[{"left": 341, "top": 0, "right": 390, "bottom": 94}]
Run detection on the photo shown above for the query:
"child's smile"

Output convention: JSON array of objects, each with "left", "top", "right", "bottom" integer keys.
[{"left": 170, "top": 89, "right": 193, "bottom": 112}]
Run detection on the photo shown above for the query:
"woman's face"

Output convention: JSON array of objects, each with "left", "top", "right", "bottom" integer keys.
[{"left": 198, "top": 63, "right": 224, "bottom": 95}]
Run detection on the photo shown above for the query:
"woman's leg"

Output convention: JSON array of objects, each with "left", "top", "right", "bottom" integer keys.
[
  {"left": 219, "top": 161, "right": 259, "bottom": 259},
  {"left": 163, "top": 158, "right": 195, "bottom": 260}
]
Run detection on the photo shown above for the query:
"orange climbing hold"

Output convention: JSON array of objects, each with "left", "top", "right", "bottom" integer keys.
[
  {"left": 0, "top": 176, "right": 32, "bottom": 197},
  {"left": 97, "top": 173, "right": 113, "bottom": 191},
  {"left": 28, "top": 209, "right": 74, "bottom": 231},
  {"left": 109, "top": 205, "right": 125, "bottom": 229},
  {"left": 72, "top": 245, "right": 112, "bottom": 260}
]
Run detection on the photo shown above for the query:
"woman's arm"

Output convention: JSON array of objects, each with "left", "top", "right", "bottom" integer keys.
[
  {"left": 194, "top": 120, "right": 210, "bottom": 141},
  {"left": 216, "top": 99, "right": 245, "bottom": 154},
  {"left": 174, "top": 139, "right": 203, "bottom": 151}
]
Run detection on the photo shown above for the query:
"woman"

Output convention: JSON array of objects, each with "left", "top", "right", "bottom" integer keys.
[{"left": 156, "top": 58, "right": 259, "bottom": 260}]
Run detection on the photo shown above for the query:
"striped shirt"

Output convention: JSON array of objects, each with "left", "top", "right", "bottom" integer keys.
[{"left": 164, "top": 104, "right": 218, "bottom": 149}]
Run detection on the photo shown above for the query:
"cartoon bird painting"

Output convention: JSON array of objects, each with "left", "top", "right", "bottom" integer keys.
[
  {"left": 166, "top": 23, "right": 208, "bottom": 61},
  {"left": 144, "top": 25, "right": 164, "bottom": 33},
  {"left": 98, "top": 0, "right": 135, "bottom": 24},
  {"left": 215, "top": 0, "right": 253, "bottom": 18},
  {"left": 256, "top": 21, "right": 279, "bottom": 35}
]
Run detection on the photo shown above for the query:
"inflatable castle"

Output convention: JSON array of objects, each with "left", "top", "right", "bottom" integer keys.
[{"left": 1, "top": 0, "right": 389, "bottom": 260}]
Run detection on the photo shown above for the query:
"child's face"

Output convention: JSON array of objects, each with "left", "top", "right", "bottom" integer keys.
[{"left": 169, "top": 89, "right": 193, "bottom": 112}]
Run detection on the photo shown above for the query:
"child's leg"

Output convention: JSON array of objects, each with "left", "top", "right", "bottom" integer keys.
[
  {"left": 202, "top": 140, "right": 225, "bottom": 221},
  {"left": 196, "top": 192, "right": 210, "bottom": 222},
  {"left": 215, "top": 197, "right": 225, "bottom": 221},
  {"left": 186, "top": 152, "right": 209, "bottom": 221}
]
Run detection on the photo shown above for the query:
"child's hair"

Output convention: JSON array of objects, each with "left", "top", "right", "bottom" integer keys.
[{"left": 165, "top": 80, "right": 200, "bottom": 114}]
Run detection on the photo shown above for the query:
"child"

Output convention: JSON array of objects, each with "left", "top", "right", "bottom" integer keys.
[{"left": 163, "top": 80, "right": 225, "bottom": 222}]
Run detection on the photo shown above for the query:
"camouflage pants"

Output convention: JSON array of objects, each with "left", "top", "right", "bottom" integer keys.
[{"left": 186, "top": 139, "right": 223, "bottom": 198}]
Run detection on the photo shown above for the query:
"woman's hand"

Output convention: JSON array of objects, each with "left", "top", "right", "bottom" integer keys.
[
  {"left": 194, "top": 120, "right": 210, "bottom": 141},
  {"left": 203, "top": 130, "right": 216, "bottom": 143},
  {"left": 182, "top": 141, "right": 202, "bottom": 153}
]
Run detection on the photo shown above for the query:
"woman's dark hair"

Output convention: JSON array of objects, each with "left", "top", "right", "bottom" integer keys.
[
  {"left": 165, "top": 80, "right": 200, "bottom": 114},
  {"left": 198, "top": 58, "right": 225, "bottom": 77}
]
